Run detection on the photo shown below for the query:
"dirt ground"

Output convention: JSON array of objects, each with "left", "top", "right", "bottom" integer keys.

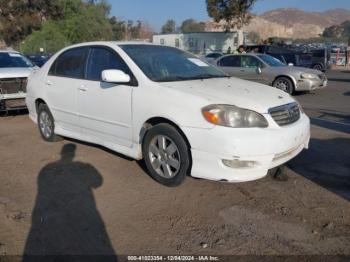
[{"left": 0, "top": 71, "right": 349, "bottom": 259}]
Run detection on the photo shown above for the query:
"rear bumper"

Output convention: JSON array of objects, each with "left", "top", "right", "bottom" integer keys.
[{"left": 182, "top": 114, "right": 310, "bottom": 182}]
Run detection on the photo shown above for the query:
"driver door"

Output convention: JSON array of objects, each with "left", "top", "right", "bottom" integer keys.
[
  {"left": 240, "top": 55, "right": 268, "bottom": 84},
  {"left": 77, "top": 46, "right": 135, "bottom": 147}
]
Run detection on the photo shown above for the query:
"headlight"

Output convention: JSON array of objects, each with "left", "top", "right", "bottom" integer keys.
[
  {"left": 202, "top": 104, "right": 268, "bottom": 128},
  {"left": 301, "top": 73, "right": 318, "bottom": 79},
  {"left": 295, "top": 101, "right": 304, "bottom": 114}
]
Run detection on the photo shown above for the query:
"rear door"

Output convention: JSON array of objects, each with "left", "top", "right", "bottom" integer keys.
[
  {"left": 216, "top": 55, "right": 242, "bottom": 77},
  {"left": 45, "top": 47, "right": 88, "bottom": 133}
]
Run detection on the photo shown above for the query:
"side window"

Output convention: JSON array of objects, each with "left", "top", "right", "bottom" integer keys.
[
  {"left": 86, "top": 47, "right": 130, "bottom": 81},
  {"left": 50, "top": 47, "right": 87, "bottom": 78},
  {"left": 218, "top": 56, "right": 241, "bottom": 67},
  {"left": 241, "top": 56, "right": 263, "bottom": 68}
]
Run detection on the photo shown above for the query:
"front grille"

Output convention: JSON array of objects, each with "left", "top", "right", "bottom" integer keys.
[
  {"left": 0, "top": 78, "right": 27, "bottom": 95},
  {"left": 269, "top": 102, "right": 301, "bottom": 126}
]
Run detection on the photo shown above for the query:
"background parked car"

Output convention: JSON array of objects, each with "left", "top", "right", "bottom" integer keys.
[
  {"left": 309, "top": 49, "right": 331, "bottom": 71},
  {"left": 202, "top": 52, "right": 223, "bottom": 63},
  {"left": 0, "top": 50, "right": 37, "bottom": 112},
  {"left": 215, "top": 53, "right": 327, "bottom": 94},
  {"left": 27, "top": 54, "right": 50, "bottom": 67}
]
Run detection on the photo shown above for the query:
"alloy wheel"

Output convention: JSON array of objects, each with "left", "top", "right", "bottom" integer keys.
[
  {"left": 148, "top": 135, "right": 181, "bottom": 178},
  {"left": 39, "top": 111, "right": 53, "bottom": 139}
]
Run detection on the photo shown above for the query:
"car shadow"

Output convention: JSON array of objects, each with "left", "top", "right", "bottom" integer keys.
[
  {"left": 288, "top": 137, "right": 350, "bottom": 201},
  {"left": 0, "top": 109, "right": 28, "bottom": 117},
  {"left": 328, "top": 78, "right": 350, "bottom": 83},
  {"left": 22, "top": 144, "right": 118, "bottom": 261}
]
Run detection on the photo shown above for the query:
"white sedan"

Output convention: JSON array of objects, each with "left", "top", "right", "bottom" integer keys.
[{"left": 26, "top": 42, "right": 310, "bottom": 187}]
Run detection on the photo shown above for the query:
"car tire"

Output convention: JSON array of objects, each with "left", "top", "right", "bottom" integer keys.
[
  {"left": 273, "top": 77, "right": 294, "bottom": 95},
  {"left": 37, "top": 104, "right": 61, "bottom": 142},
  {"left": 312, "top": 64, "right": 323, "bottom": 71},
  {"left": 142, "top": 123, "right": 191, "bottom": 187}
]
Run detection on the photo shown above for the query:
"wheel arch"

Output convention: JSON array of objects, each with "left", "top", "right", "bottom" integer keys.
[
  {"left": 139, "top": 117, "right": 192, "bottom": 149},
  {"left": 273, "top": 75, "right": 296, "bottom": 90},
  {"left": 35, "top": 98, "right": 47, "bottom": 113},
  {"left": 139, "top": 116, "right": 193, "bottom": 177}
]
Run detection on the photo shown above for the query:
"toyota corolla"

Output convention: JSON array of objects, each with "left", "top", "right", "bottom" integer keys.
[{"left": 26, "top": 42, "right": 310, "bottom": 186}]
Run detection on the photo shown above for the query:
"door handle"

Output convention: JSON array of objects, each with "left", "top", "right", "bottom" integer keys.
[
  {"left": 46, "top": 80, "right": 52, "bottom": 86},
  {"left": 78, "top": 85, "right": 87, "bottom": 92}
]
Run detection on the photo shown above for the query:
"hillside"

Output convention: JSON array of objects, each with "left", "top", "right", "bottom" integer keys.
[
  {"left": 323, "top": 20, "right": 350, "bottom": 39},
  {"left": 206, "top": 8, "right": 350, "bottom": 39},
  {"left": 261, "top": 8, "right": 350, "bottom": 28}
]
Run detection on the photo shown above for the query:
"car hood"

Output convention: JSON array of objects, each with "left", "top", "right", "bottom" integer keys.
[
  {"left": 159, "top": 77, "right": 295, "bottom": 113},
  {"left": 271, "top": 66, "right": 321, "bottom": 75},
  {"left": 0, "top": 67, "right": 36, "bottom": 79}
]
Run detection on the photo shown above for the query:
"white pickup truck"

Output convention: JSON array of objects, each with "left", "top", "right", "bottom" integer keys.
[{"left": 0, "top": 50, "right": 36, "bottom": 112}]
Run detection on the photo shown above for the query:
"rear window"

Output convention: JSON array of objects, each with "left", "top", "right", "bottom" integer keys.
[
  {"left": 218, "top": 56, "right": 241, "bottom": 67},
  {"left": 49, "top": 47, "right": 88, "bottom": 78}
]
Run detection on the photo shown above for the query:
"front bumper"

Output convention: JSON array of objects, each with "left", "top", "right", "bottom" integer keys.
[
  {"left": 182, "top": 114, "right": 310, "bottom": 182},
  {"left": 0, "top": 93, "right": 27, "bottom": 111},
  {"left": 296, "top": 77, "right": 327, "bottom": 91}
]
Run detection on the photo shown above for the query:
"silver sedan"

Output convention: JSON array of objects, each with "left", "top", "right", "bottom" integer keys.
[{"left": 214, "top": 53, "right": 328, "bottom": 95}]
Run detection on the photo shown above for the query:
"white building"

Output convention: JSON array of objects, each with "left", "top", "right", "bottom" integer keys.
[{"left": 153, "top": 32, "right": 242, "bottom": 55}]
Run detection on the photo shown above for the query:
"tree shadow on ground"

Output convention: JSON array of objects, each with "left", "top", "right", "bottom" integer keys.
[
  {"left": 288, "top": 137, "right": 350, "bottom": 201},
  {"left": 22, "top": 144, "right": 118, "bottom": 262}
]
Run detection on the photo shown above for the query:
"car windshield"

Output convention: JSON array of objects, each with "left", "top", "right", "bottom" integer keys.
[
  {"left": 257, "top": 54, "right": 286, "bottom": 67},
  {"left": 0, "top": 53, "right": 34, "bottom": 68},
  {"left": 120, "top": 45, "right": 228, "bottom": 82}
]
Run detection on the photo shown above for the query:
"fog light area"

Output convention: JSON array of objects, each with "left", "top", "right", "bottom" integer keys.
[{"left": 222, "top": 159, "right": 258, "bottom": 169}]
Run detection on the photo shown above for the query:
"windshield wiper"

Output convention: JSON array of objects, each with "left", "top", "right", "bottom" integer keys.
[
  {"left": 186, "top": 74, "right": 230, "bottom": 80},
  {"left": 155, "top": 74, "right": 230, "bottom": 82},
  {"left": 156, "top": 76, "right": 190, "bottom": 82}
]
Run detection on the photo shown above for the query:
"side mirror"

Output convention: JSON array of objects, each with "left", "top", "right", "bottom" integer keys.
[
  {"left": 101, "top": 69, "right": 130, "bottom": 83},
  {"left": 288, "top": 63, "right": 294, "bottom": 66},
  {"left": 256, "top": 67, "right": 262, "bottom": 74}
]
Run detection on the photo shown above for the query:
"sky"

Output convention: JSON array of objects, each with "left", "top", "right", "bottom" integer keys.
[{"left": 110, "top": 0, "right": 350, "bottom": 32}]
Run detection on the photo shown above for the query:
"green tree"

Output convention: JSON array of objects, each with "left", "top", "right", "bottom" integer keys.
[
  {"left": 110, "top": 16, "right": 126, "bottom": 40},
  {"left": 0, "top": 0, "right": 65, "bottom": 47},
  {"left": 180, "top": 19, "right": 206, "bottom": 33},
  {"left": 20, "top": 21, "right": 68, "bottom": 54},
  {"left": 20, "top": 0, "right": 114, "bottom": 54},
  {"left": 206, "top": 0, "right": 257, "bottom": 30},
  {"left": 61, "top": 1, "right": 113, "bottom": 44},
  {"left": 247, "top": 31, "right": 260, "bottom": 44},
  {"left": 161, "top": 20, "right": 176, "bottom": 34}
]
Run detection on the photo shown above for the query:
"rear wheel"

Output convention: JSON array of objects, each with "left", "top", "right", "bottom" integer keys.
[
  {"left": 37, "top": 104, "right": 61, "bottom": 142},
  {"left": 312, "top": 63, "right": 323, "bottom": 71},
  {"left": 273, "top": 77, "right": 294, "bottom": 95},
  {"left": 142, "top": 123, "right": 190, "bottom": 187}
]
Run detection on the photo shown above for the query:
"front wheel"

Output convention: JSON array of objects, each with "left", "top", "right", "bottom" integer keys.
[
  {"left": 37, "top": 104, "right": 61, "bottom": 142},
  {"left": 273, "top": 77, "right": 295, "bottom": 95},
  {"left": 142, "top": 123, "right": 191, "bottom": 187}
]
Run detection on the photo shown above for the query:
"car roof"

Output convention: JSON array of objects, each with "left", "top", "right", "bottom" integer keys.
[
  {"left": 0, "top": 50, "right": 20, "bottom": 54},
  {"left": 64, "top": 41, "right": 158, "bottom": 49},
  {"left": 219, "top": 53, "right": 264, "bottom": 58}
]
